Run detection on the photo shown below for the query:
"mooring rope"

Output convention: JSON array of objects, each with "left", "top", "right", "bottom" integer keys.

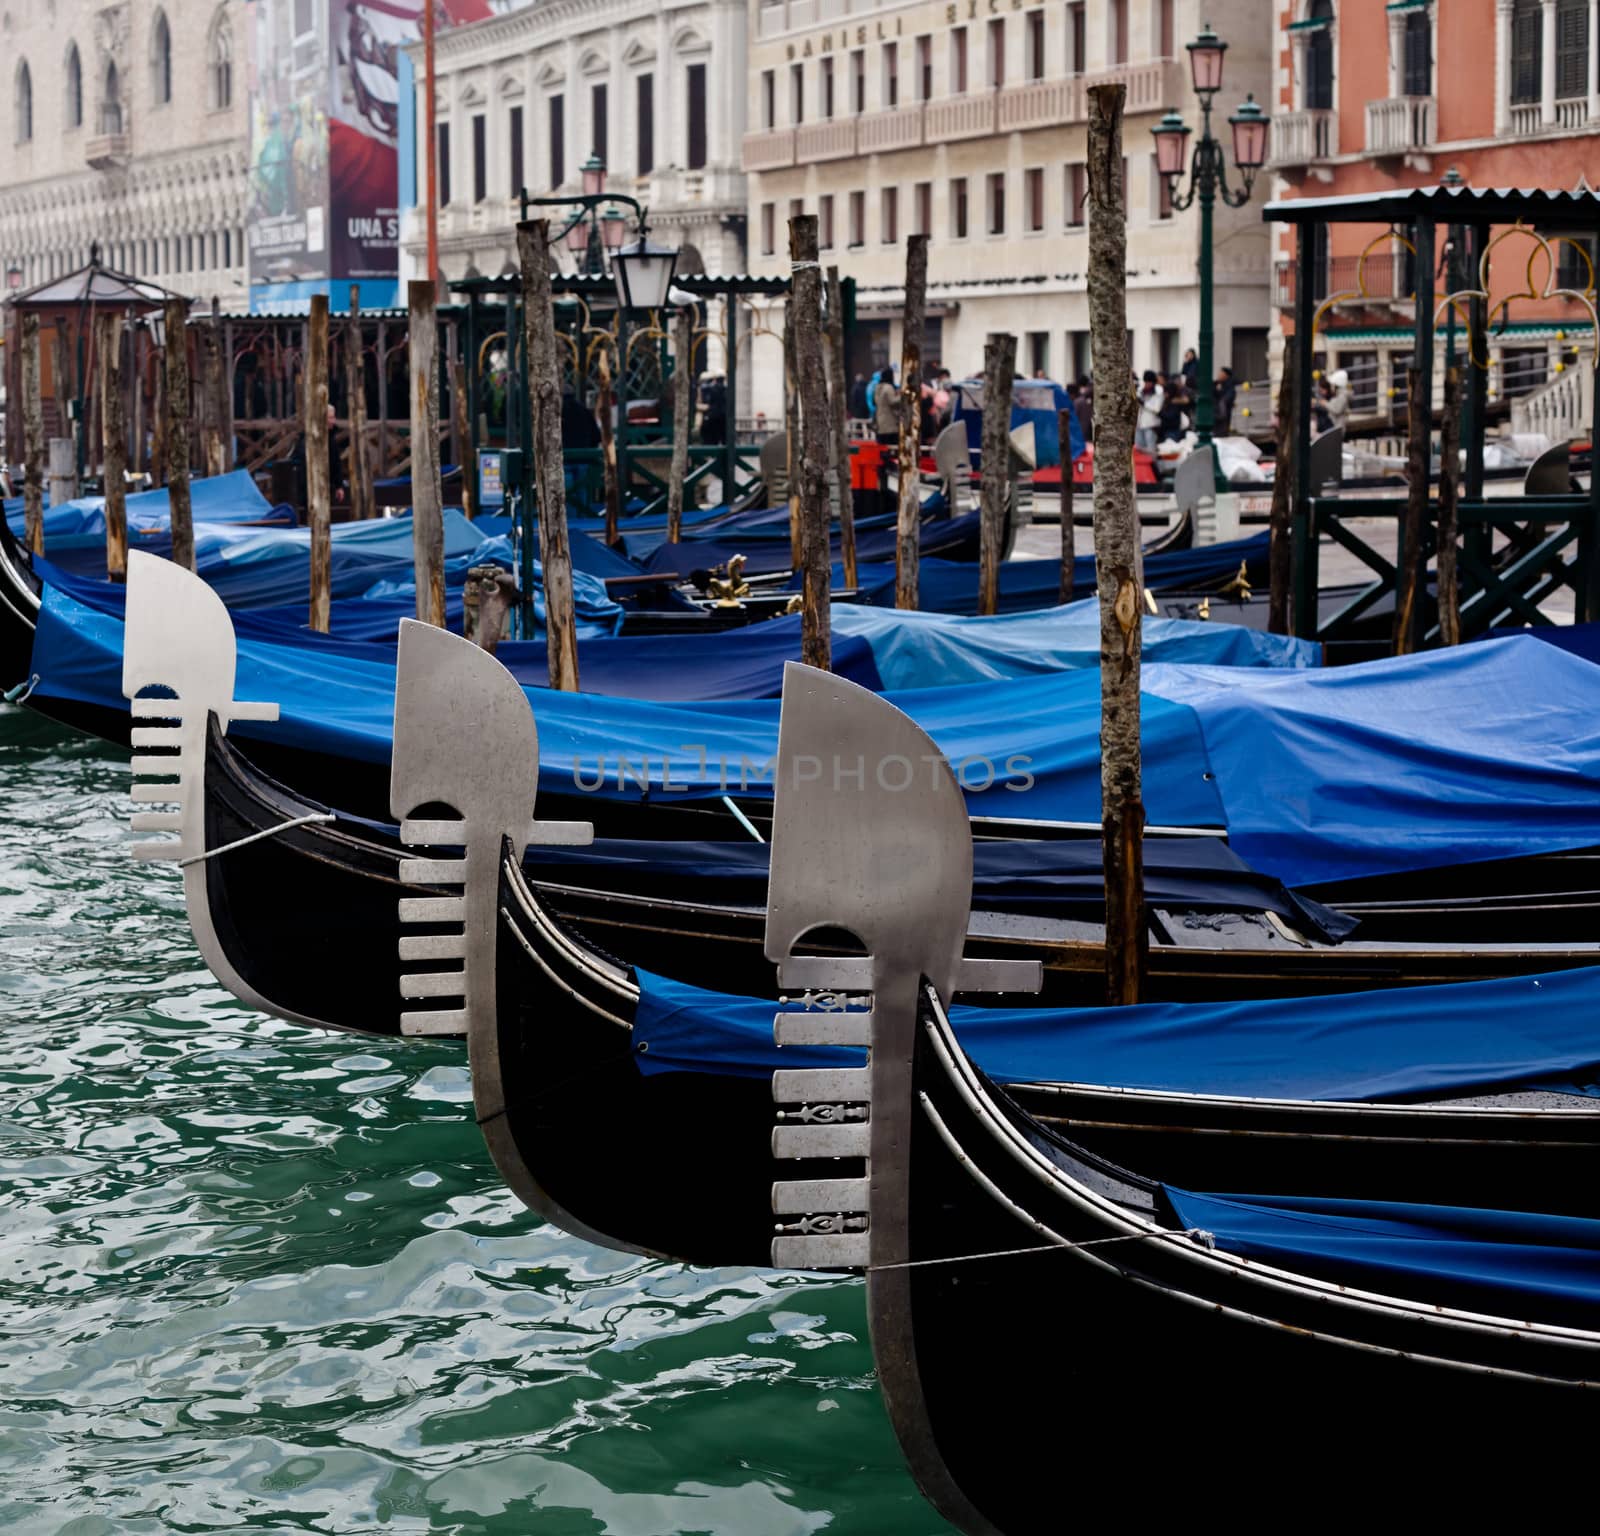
[
  {"left": 3, "top": 673, "right": 39, "bottom": 705},
  {"left": 177, "top": 812, "right": 336, "bottom": 868},
  {"left": 866, "top": 1227, "right": 1216, "bottom": 1273}
]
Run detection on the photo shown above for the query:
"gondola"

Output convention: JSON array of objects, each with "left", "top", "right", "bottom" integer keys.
[{"left": 765, "top": 674, "right": 1600, "bottom": 1530}]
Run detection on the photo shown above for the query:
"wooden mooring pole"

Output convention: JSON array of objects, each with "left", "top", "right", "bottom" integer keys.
[
  {"left": 98, "top": 311, "right": 128, "bottom": 581},
  {"left": 306, "top": 295, "right": 332, "bottom": 633},
  {"left": 451, "top": 357, "right": 475, "bottom": 520},
  {"left": 1058, "top": 408, "right": 1075, "bottom": 604},
  {"left": 784, "top": 300, "right": 801, "bottom": 573},
  {"left": 1437, "top": 365, "right": 1461, "bottom": 646},
  {"left": 825, "top": 266, "right": 856, "bottom": 589},
  {"left": 1087, "top": 81, "right": 1145, "bottom": 1007},
  {"left": 163, "top": 299, "right": 194, "bottom": 572},
  {"left": 791, "top": 214, "right": 832, "bottom": 671},
  {"left": 667, "top": 303, "right": 692, "bottom": 544},
  {"left": 1393, "top": 365, "right": 1428, "bottom": 655},
  {"left": 977, "top": 331, "right": 1016, "bottom": 617},
  {"left": 895, "top": 234, "right": 929, "bottom": 611},
  {"left": 408, "top": 279, "right": 446, "bottom": 627},
  {"left": 597, "top": 343, "right": 623, "bottom": 546},
  {"left": 518, "top": 222, "right": 581, "bottom": 691},
  {"left": 20, "top": 312, "right": 44, "bottom": 557},
  {"left": 1267, "top": 348, "right": 1296, "bottom": 635},
  {"left": 347, "top": 287, "right": 375, "bottom": 521},
  {"left": 201, "top": 298, "right": 227, "bottom": 477}
]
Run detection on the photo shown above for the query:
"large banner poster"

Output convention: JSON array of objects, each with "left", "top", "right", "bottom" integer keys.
[{"left": 251, "top": 1, "right": 490, "bottom": 304}]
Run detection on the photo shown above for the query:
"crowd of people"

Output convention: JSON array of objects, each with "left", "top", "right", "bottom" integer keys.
[{"left": 1133, "top": 349, "right": 1239, "bottom": 454}]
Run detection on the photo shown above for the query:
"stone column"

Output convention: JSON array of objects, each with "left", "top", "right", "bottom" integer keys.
[
  {"left": 1541, "top": 0, "right": 1558, "bottom": 124},
  {"left": 1588, "top": 0, "right": 1600, "bottom": 122},
  {"left": 1388, "top": 12, "right": 1405, "bottom": 97},
  {"left": 1495, "top": 0, "right": 1514, "bottom": 132}
]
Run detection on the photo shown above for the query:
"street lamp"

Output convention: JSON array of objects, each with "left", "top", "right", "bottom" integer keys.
[
  {"left": 611, "top": 235, "right": 679, "bottom": 312},
  {"left": 1153, "top": 24, "right": 1270, "bottom": 481},
  {"left": 5, "top": 263, "right": 21, "bottom": 291},
  {"left": 581, "top": 153, "right": 607, "bottom": 198}
]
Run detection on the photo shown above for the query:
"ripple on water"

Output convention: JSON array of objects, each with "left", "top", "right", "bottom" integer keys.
[{"left": 0, "top": 712, "right": 950, "bottom": 1533}]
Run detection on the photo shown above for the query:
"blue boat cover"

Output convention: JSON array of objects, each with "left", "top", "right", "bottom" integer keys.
[
  {"left": 5, "top": 471, "right": 288, "bottom": 551},
  {"left": 1481, "top": 619, "right": 1600, "bottom": 665},
  {"left": 1142, "top": 637, "right": 1600, "bottom": 886},
  {"left": 526, "top": 832, "right": 1352, "bottom": 940},
  {"left": 1164, "top": 1187, "right": 1600, "bottom": 1328},
  {"left": 628, "top": 963, "right": 1600, "bottom": 1100}
]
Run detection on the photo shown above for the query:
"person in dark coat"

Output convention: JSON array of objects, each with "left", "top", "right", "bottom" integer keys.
[
  {"left": 1182, "top": 348, "right": 1199, "bottom": 390},
  {"left": 848, "top": 373, "right": 869, "bottom": 419},
  {"left": 1215, "top": 366, "right": 1237, "bottom": 434},
  {"left": 561, "top": 390, "right": 601, "bottom": 449},
  {"left": 699, "top": 375, "right": 727, "bottom": 445}
]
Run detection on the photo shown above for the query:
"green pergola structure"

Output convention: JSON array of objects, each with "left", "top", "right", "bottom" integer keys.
[{"left": 1266, "top": 184, "right": 1600, "bottom": 650}]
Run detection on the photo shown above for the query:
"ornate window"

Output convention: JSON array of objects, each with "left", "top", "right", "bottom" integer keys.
[
  {"left": 15, "top": 60, "right": 32, "bottom": 143},
  {"left": 209, "top": 9, "right": 233, "bottom": 110},
  {"left": 1556, "top": 0, "right": 1589, "bottom": 99},
  {"left": 1511, "top": 0, "right": 1542, "bottom": 104},
  {"left": 67, "top": 44, "right": 83, "bottom": 129},
  {"left": 152, "top": 10, "right": 172, "bottom": 106},
  {"left": 1402, "top": 10, "right": 1431, "bottom": 97},
  {"left": 102, "top": 62, "right": 123, "bottom": 133}
]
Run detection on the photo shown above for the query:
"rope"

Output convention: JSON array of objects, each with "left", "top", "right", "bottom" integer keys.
[
  {"left": 177, "top": 812, "right": 336, "bottom": 868},
  {"left": 3, "top": 673, "right": 39, "bottom": 705},
  {"left": 867, "top": 1227, "right": 1215, "bottom": 1273},
  {"left": 721, "top": 795, "right": 766, "bottom": 843},
  {"left": 789, "top": 259, "right": 821, "bottom": 272}
]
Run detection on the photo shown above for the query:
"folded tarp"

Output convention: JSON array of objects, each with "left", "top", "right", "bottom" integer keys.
[
  {"left": 4, "top": 471, "right": 287, "bottom": 552},
  {"left": 836, "top": 531, "right": 1272, "bottom": 613},
  {"left": 527, "top": 833, "right": 1352, "bottom": 940},
  {"left": 629, "top": 962, "right": 1600, "bottom": 1100},
  {"left": 1164, "top": 1187, "right": 1600, "bottom": 1329}
]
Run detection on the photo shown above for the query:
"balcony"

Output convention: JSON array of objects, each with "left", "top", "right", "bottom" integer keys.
[
  {"left": 858, "top": 106, "right": 924, "bottom": 153},
  {"left": 1365, "top": 95, "right": 1435, "bottom": 157},
  {"left": 1271, "top": 108, "right": 1337, "bottom": 168},
  {"left": 997, "top": 77, "right": 1081, "bottom": 132},
  {"left": 926, "top": 92, "right": 997, "bottom": 141},
  {"left": 85, "top": 130, "right": 129, "bottom": 169},
  {"left": 1509, "top": 102, "right": 1541, "bottom": 134},
  {"left": 795, "top": 119, "right": 857, "bottom": 162},
  {"left": 1086, "top": 58, "right": 1183, "bottom": 116},
  {"left": 1273, "top": 252, "right": 1413, "bottom": 310},
  {"left": 742, "top": 127, "right": 797, "bottom": 172}
]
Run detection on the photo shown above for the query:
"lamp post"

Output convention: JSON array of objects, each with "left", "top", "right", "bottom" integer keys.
[
  {"left": 5, "top": 263, "right": 21, "bottom": 292},
  {"left": 1153, "top": 25, "right": 1269, "bottom": 481}
]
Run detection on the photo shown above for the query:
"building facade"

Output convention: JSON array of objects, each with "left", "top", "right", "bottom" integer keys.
[
  {"left": 398, "top": 0, "right": 749, "bottom": 287},
  {"left": 1267, "top": 0, "right": 1600, "bottom": 416},
  {"left": 0, "top": 0, "right": 248, "bottom": 310},
  {"left": 740, "top": 0, "right": 1274, "bottom": 419}
]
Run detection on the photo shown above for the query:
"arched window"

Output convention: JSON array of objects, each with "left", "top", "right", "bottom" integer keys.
[
  {"left": 1556, "top": 0, "right": 1589, "bottom": 99},
  {"left": 66, "top": 44, "right": 83, "bottom": 129},
  {"left": 15, "top": 60, "right": 32, "bottom": 143},
  {"left": 1402, "top": 10, "right": 1431, "bottom": 97},
  {"left": 209, "top": 9, "right": 233, "bottom": 110},
  {"left": 1511, "top": 0, "right": 1543, "bottom": 104},
  {"left": 152, "top": 10, "right": 172, "bottom": 106},
  {"left": 102, "top": 62, "right": 123, "bottom": 134},
  {"left": 1305, "top": 0, "right": 1334, "bottom": 111}
]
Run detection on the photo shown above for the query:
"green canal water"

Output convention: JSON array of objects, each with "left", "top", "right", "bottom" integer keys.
[{"left": 0, "top": 710, "right": 951, "bottom": 1534}]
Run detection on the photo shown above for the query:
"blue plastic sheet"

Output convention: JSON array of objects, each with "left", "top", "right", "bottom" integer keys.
[
  {"left": 629, "top": 963, "right": 1600, "bottom": 1100},
  {"left": 1142, "top": 637, "right": 1600, "bottom": 886},
  {"left": 5, "top": 471, "right": 287, "bottom": 553},
  {"left": 1164, "top": 1187, "right": 1600, "bottom": 1326}
]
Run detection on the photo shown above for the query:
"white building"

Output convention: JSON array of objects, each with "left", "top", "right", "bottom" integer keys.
[
  {"left": 0, "top": 0, "right": 248, "bottom": 310},
  {"left": 398, "top": 0, "right": 749, "bottom": 286},
  {"left": 741, "top": 0, "right": 1275, "bottom": 418}
]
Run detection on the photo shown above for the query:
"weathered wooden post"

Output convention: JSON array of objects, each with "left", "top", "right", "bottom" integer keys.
[
  {"left": 201, "top": 298, "right": 227, "bottom": 477},
  {"left": 1394, "top": 364, "right": 1428, "bottom": 655},
  {"left": 977, "top": 331, "right": 1016, "bottom": 617},
  {"left": 825, "top": 265, "right": 856, "bottom": 588},
  {"left": 98, "top": 311, "right": 128, "bottom": 581},
  {"left": 895, "top": 234, "right": 929, "bottom": 611},
  {"left": 791, "top": 214, "right": 832, "bottom": 671},
  {"left": 306, "top": 295, "right": 333, "bottom": 633},
  {"left": 408, "top": 279, "right": 447, "bottom": 627},
  {"left": 784, "top": 299, "right": 801, "bottom": 571},
  {"left": 596, "top": 343, "right": 623, "bottom": 545},
  {"left": 163, "top": 298, "right": 195, "bottom": 572},
  {"left": 517, "top": 222, "right": 581, "bottom": 691},
  {"left": 1087, "top": 81, "right": 1145, "bottom": 1007},
  {"left": 47, "top": 440, "right": 79, "bottom": 506},
  {"left": 1267, "top": 348, "right": 1296, "bottom": 634},
  {"left": 1058, "top": 407, "right": 1076, "bottom": 604},
  {"left": 347, "top": 287, "right": 374, "bottom": 521},
  {"left": 131, "top": 324, "right": 146, "bottom": 482},
  {"left": 667, "top": 303, "right": 693, "bottom": 543},
  {"left": 20, "top": 313, "right": 43, "bottom": 556},
  {"left": 1437, "top": 365, "right": 1461, "bottom": 646},
  {"left": 451, "top": 357, "right": 475, "bottom": 519},
  {"left": 463, "top": 564, "right": 517, "bottom": 654}
]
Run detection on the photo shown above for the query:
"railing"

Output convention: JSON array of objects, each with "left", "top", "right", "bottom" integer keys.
[
  {"left": 1509, "top": 102, "right": 1541, "bottom": 134},
  {"left": 1557, "top": 96, "right": 1589, "bottom": 128},
  {"left": 1510, "top": 363, "right": 1593, "bottom": 441},
  {"left": 742, "top": 127, "right": 798, "bottom": 171},
  {"left": 1273, "top": 253, "right": 1410, "bottom": 310},
  {"left": 1365, "top": 95, "right": 1435, "bottom": 155},
  {"left": 926, "top": 92, "right": 998, "bottom": 141},
  {"left": 997, "top": 77, "right": 1079, "bottom": 132},
  {"left": 858, "top": 106, "right": 923, "bottom": 153},
  {"left": 1090, "top": 58, "right": 1181, "bottom": 115},
  {"left": 85, "top": 131, "right": 129, "bottom": 170},
  {"left": 1270, "top": 108, "right": 1337, "bottom": 167},
  {"left": 796, "top": 119, "right": 857, "bottom": 162}
]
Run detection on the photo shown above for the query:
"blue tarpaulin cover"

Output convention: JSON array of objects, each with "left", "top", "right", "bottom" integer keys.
[
  {"left": 629, "top": 963, "right": 1600, "bottom": 1099},
  {"left": 4, "top": 471, "right": 290, "bottom": 553},
  {"left": 1164, "top": 1187, "right": 1600, "bottom": 1327}
]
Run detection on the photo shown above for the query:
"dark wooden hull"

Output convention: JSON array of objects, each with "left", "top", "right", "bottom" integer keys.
[{"left": 872, "top": 987, "right": 1600, "bottom": 1532}]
